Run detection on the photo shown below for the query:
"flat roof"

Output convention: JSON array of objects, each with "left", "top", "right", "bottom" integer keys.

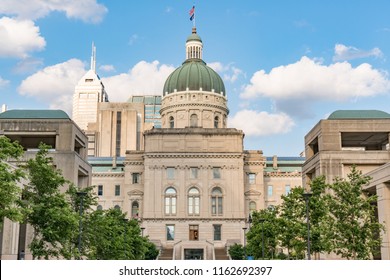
[
  {"left": 328, "top": 110, "right": 390, "bottom": 120},
  {"left": 0, "top": 110, "right": 70, "bottom": 119}
]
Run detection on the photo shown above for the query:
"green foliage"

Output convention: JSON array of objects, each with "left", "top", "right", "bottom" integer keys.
[
  {"left": 0, "top": 136, "right": 25, "bottom": 227},
  {"left": 327, "top": 166, "right": 385, "bottom": 259},
  {"left": 144, "top": 240, "right": 159, "bottom": 260},
  {"left": 247, "top": 208, "right": 281, "bottom": 259},
  {"left": 246, "top": 167, "right": 384, "bottom": 260},
  {"left": 83, "top": 208, "right": 148, "bottom": 260},
  {"left": 22, "top": 143, "right": 78, "bottom": 259},
  {"left": 228, "top": 243, "right": 244, "bottom": 260}
]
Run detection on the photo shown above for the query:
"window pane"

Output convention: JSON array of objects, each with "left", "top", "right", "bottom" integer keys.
[
  {"left": 167, "top": 168, "right": 175, "bottom": 179},
  {"left": 115, "top": 185, "right": 120, "bottom": 196},
  {"left": 190, "top": 167, "right": 198, "bottom": 179},
  {"left": 211, "top": 197, "right": 216, "bottom": 215},
  {"left": 218, "top": 197, "right": 223, "bottom": 214},
  {"left": 167, "top": 225, "right": 175, "bottom": 240},
  {"left": 171, "top": 197, "right": 176, "bottom": 214},
  {"left": 268, "top": 185, "right": 273, "bottom": 197},
  {"left": 194, "top": 197, "right": 200, "bottom": 214},
  {"left": 285, "top": 185, "right": 291, "bottom": 195},
  {"left": 248, "top": 173, "right": 256, "bottom": 184},
  {"left": 213, "top": 225, "right": 221, "bottom": 241},
  {"left": 165, "top": 197, "right": 170, "bottom": 214},
  {"left": 98, "top": 185, "right": 103, "bottom": 196},
  {"left": 132, "top": 173, "right": 140, "bottom": 184},
  {"left": 188, "top": 197, "right": 193, "bottom": 214},
  {"left": 213, "top": 167, "right": 221, "bottom": 179}
]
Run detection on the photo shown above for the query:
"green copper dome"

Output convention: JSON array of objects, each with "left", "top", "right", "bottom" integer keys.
[
  {"left": 186, "top": 33, "right": 202, "bottom": 42},
  {"left": 163, "top": 59, "right": 225, "bottom": 96}
]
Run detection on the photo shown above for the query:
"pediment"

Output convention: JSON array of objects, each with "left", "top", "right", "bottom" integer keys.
[
  {"left": 127, "top": 189, "right": 144, "bottom": 196},
  {"left": 244, "top": 189, "right": 261, "bottom": 196}
]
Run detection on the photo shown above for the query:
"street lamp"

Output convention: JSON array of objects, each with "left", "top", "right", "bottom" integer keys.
[
  {"left": 259, "top": 218, "right": 265, "bottom": 259},
  {"left": 123, "top": 218, "right": 128, "bottom": 260},
  {"left": 242, "top": 227, "right": 248, "bottom": 260},
  {"left": 76, "top": 191, "right": 87, "bottom": 259},
  {"left": 303, "top": 192, "right": 313, "bottom": 260}
]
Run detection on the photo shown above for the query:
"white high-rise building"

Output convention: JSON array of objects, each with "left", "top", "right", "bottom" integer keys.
[{"left": 72, "top": 43, "right": 109, "bottom": 131}]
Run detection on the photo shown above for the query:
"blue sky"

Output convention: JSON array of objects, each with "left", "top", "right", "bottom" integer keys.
[{"left": 1, "top": 0, "right": 390, "bottom": 156}]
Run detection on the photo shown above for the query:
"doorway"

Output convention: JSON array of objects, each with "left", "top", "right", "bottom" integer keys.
[
  {"left": 189, "top": 225, "right": 199, "bottom": 241},
  {"left": 184, "top": 249, "right": 204, "bottom": 260}
]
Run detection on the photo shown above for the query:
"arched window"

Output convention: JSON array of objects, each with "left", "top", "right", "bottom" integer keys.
[
  {"left": 114, "top": 205, "right": 120, "bottom": 210},
  {"left": 97, "top": 205, "right": 103, "bottom": 211},
  {"left": 131, "top": 201, "right": 139, "bottom": 218},
  {"left": 165, "top": 187, "right": 177, "bottom": 215},
  {"left": 214, "top": 116, "right": 219, "bottom": 128},
  {"left": 190, "top": 114, "right": 198, "bottom": 127},
  {"left": 249, "top": 201, "right": 257, "bottom": 213},
  {"left": 211, "top": 187, "right": 223, "bottom": 215},
  {"left": 188, "top": 187, "right": 200, "bottom": 215},
  {"left": 169, "top": 116, "right": 174, "bottom": 128}
]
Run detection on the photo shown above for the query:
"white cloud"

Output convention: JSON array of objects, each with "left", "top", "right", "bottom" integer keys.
[
  {"left": 333, "top": 44, "right": 383, "bottom": 61},
  {"left": 13, "top": 57, "right": 44, "bottom": 74},
  {"left": 228, "top": 110, "right": 294, "bottom": 136},
  {"left": 0, "top": 76, "right": 10, "bottom": 87},
  {"left": 18, "top": 59, "right": 86, "bottom": 114},
  {"left": 241, "top": 56, "right": 390, "bottom": 102},
  {"left": 99, "top": 64, "right": 115, "bottom": 72},
  {"left": 102, "top": 61, "right": 175, "bottom": 101},
  {"left": 0, "top": 0, "right": 107, "bottom": 23},
  {"left": 0, "top": 17, "right": 46, "bottom": 58},
  {"left": 208, "top": 62, "right": 244, "bottom": 83}
]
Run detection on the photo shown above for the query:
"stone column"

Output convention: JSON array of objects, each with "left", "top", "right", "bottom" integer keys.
[{"left": 377, "top": 182, "right": 390, "bottom": 259}]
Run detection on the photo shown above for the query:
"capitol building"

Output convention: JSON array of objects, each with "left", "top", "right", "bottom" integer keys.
[{"left": 0, "top": 25, "right": 388, "bottom": 260}]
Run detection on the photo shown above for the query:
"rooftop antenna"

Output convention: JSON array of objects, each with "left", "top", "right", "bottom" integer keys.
[{"left": 90, "top": 42, "right": 96, "bottom": 72}]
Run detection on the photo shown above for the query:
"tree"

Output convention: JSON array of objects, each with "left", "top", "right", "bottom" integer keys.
[
  {"left": 22, "top": 143, "right": 78, "bottom": 259},
  {"left": 228, "top": 243, "right": 244, "bottom": 260},
  {"left": 327, "top": 166, "right": 385, "bottom": 259},
  {"left": 83, "top": 208, "right": 148, "bottom": 260},
  {"left": 0, "top": 136, "right": 25, "bottom": 228},
  {"left": 247, "top": 208, "right": 281, "bottom": 259},
  {"left": 278, "top": 188, "right": 307, "bottom": 259}
]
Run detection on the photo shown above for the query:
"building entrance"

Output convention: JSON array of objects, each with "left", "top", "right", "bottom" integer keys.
[{"left": 184, "top": 249, "right": 204, "bottom": 260}]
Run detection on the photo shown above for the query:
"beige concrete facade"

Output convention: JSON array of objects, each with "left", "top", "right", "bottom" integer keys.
[
  {"left": 0, "top": 111, "right": 92, "bottom": 260},
  {"left": 302, "top": 113, "right": 390, "bottom": 259}
]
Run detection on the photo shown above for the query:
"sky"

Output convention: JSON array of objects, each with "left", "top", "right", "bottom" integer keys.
[{"left": 1, "top": 0, "right": 390, "bottom": 156}]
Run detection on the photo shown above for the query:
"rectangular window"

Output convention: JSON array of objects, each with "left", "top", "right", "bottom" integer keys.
[
  {"left": 167, "top": 167, "right": 175, "bottom": 179},
  {"left": 98, "top": 185, "right": 103, "bottom": 196},
  {"left": 115, "top": 111, "right": 122, "bottom": 157},
  {"left": 132, "top": 173, "right": 140, "bottom": 184},
  {"left": 166, "top": 225, "right": 175, "bottom": 241},
  {"left": 248, "top": 173, "right": 256, "bottom": 184},
  {"left": 267, "top": 185, "right": 273, "bottom": 197},
  {"left": 213, "top": 225, "right": 222, "bottom": 241},
  {"left": 285, "top": 185, "right": 291, "bottom": 195},
  {"left": 213, "top": 167, "right": 221, "bottom": 179},
  {"left": 190, "top": 167, "right": 198, "bottom": 179},
  {"left": 115, "top": 185, "right": 120, "bottom": 196}
]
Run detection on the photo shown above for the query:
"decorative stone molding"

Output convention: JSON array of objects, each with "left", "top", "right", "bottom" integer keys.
[
  {"left": 144, "top": 153, "right": 243, "bottom": 159},
  {"left": 93, "top": 173, "right": 124, "bottom": 178},
  {"left": 142, "top": 217, "right": 245, "bottom": 223},
  {"left": 244, "top": 189, "right": 262, "bottom": 196},
  {"left": 264, "top": 172, "right": 302, "bottom": 177}
]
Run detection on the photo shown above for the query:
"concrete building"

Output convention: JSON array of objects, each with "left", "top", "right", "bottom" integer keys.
[
  {"left": 302, "top": 110, "right": 390, "bottom": 259},
  {"left": 0, "top": 109, "right": 92, "bottom": 259}
]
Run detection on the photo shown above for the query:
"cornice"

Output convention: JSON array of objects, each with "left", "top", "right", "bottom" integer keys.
[
  {"left": 264, "top": 172, "right": 302, "bottom": 178},
  {"left": 144, "top": 153, "right": 243, "bottom": 159},
  {"left": 93, "top": 172, "right": 124, "bottom": 178},
  {"left": 160, "top": 102, "right": 229, "bottom": 114},
  {"left": 142, "top": 217, "right": 245, "bottom": 223}
]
